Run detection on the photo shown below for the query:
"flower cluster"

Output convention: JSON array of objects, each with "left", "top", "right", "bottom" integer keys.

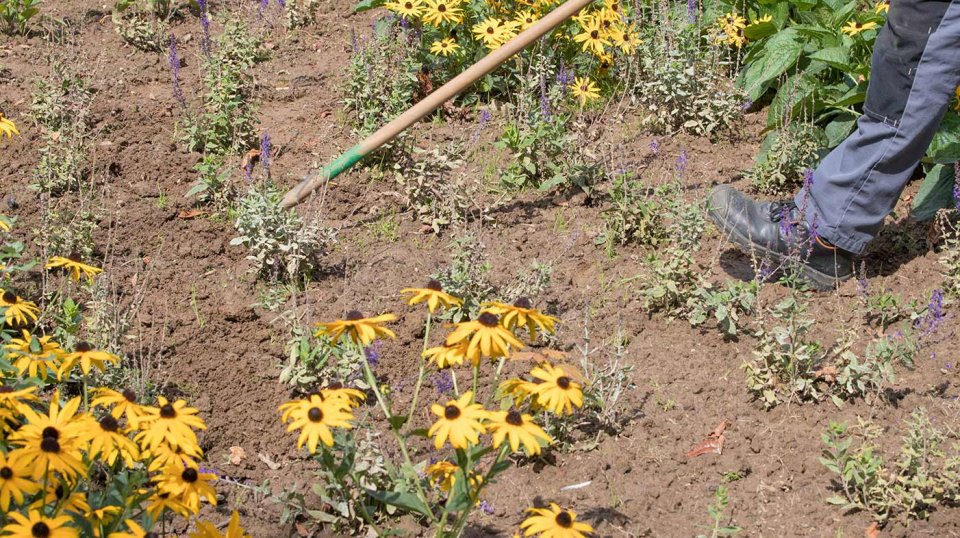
[{"left": 715, "top": 12, "right": 772, "bottom": 48}]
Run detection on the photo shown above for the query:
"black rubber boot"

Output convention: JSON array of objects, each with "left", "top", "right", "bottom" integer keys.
[{"left": 707, "top": 185, "right": 854, "bottom": 290}]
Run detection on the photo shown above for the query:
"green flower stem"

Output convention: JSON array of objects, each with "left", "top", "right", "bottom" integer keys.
[
  {"left": 360, "top": 350, "right": 435, "bottom": 523},
  {"left": 484, "top": 357, "right": 506, "bottom": 408},
  {"left": 407, "top": 312, "right": 433, "bottom": 424},
  {"left": 471, "top": 362, "right": 479, "bottom": 395},
  {"left": 321, "top": 444, "right": 383, "bottom": 535},
  {"left": 450, "top": 444, "right": 510, "bottom": 537}
]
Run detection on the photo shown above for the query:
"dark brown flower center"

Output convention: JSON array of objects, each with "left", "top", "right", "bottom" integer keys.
[
  {"left": 555, "top": 511, "right": 573, "bottom": 528},
  {"left": 41, "top": 437, "right": 60, "bottom": 453},
  {"left": 514, "top": 297, "right": 532, "bottom": 309},
  {"left": 444, "top": 404, "right": 461, "bottom": 420},
  {"left": 487, "top": 27, "right": 495, "bottom": 34},
  {"left": 590, "top": 30, "right": 599, "bottom": 39},
  {"left": 581, "top": 84, "right": 588, "bottom": 91},
  {"left": 0, "top": 386, "right": 13, "bottom": 394},
  {"left": 557, "top": 376, "right": 571, "bottom": 389},
  {"left": 327, "top": 380, "right": 344, "bottom": 390},
  {"left": 0, "top": 466, "right": 12, "bottom": 479},
  {"left": 404, "top": 1, "right": 412, "bottom": 7},
  {"left": 438, "top": 3, "right": 446, "bottom": 11},
  {"left": 159, "top": 403, "right": 176, "bottom": 418},
  {"left": 145, "top": 534, "right": 159, "bottom": 538},
  {"left": 2, "top": 290, "right": 17, "bottom": 303},
  {"left": 477, "top": 312, "right": 499, "bottom": 327},
  {"left": 308, "top": 407, "right": 324, "bottom": 422},
  {"left": 505, "top": 410, "right": 523, "bottom": 426},
  {"left": 67, "top": 252, "right": 83, "bottom": 263},
  {"left": 99, "top": 415, "right": 120, "bottom": 432},
  {"left": 122, "top": 388, "right": 137, "bottom": 402},
  {"left": 75, "top": 341, "right": 92, "bottom": 353},
  {"left": 182, "top": 468, "right": 198, "bottom": 483},
  {"left": 346, "top": 310, "right": 364, "bottom": 321},
  {"left": 41, "top": 426, "right": 59, "bottom": 440},
  {"left": 31, "top": 522, "right": 51, "bottom": 538}
]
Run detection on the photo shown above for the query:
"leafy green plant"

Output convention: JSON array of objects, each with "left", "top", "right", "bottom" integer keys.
[
  {"left": 695, "top": 485, "right": 742, "bottom": 538},
  {"left": 860, "top": 287, "right": 906, "bottom": 330},
  {"left": 432, "top": 235, "right": 495, "bottom": 322},
  {"left": 686, "top": 280, "right": 758, "bottom": 338},
  {"left": 0, "top": 0, "right": 40, "bottom": 35},
  {"left": 640, "top": 247, "right": 700, "bottom": 314},
  {"left": 186, "top": 154, "right": 232, "bottom": 205},
  {"left": 597, "top": 174, "right": 668, "bottom": 254},
  {"left": 746, "top": 122, "right": 823, "bottom": 196},
  {"left": 279, "top": 326, "right": 368, "bottom": 392},
  {"left": 394, "top": 144, "right": 486, "bottom": 234},
  {"left": 282, "top": 0, "right": 319, "bottom": 29},
  {"left": 496, "top": 115, "right": 574, "bottom": 192},
  {"left": 29, "top": 63, "right": 92, "bottom": 194},
  {"left": 940, "top": 216, "right": 960, "bottom": 298}
]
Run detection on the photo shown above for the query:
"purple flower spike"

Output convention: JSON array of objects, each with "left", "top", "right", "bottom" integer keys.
[
  {"left": 169, "top": 35, "right": 186, "bottom": 108},
  {"left": 365, "top": 341, "right": 382, "bottom": 368},
  {"left": 480, "top": 500, "right": 494, "bottom": 515},
  {"left": 260, "top": 132, "right": 271, "bottom": 178},
  {"left": 649, "top": 139, "right": 660, "bottom": 154},
  {"left": 198, "top": 0, "right": 212, "bottom": 57},
  {"left": 676, "top": 149, "right": 689, "bottom": 173}
]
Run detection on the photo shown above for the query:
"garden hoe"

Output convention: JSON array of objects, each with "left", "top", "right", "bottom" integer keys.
[{"left": 279, "top": 0, "right": 596, "bottom": 209}]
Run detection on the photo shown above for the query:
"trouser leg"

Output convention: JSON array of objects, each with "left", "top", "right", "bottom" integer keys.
[{"left": 796, "top": 0, "right": 960, "bottom": 254}]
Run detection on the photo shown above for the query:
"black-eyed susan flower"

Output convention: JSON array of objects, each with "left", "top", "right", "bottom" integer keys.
[
  {"left": 106, "top": 519, "right": 152, "bottom": 538},
  {"left": 445, "top": 312, "right": 524, "bottom": 359},
  {"left": 385, "top": 0, "right": 424, "bottom": 18},
  {"left": 429, "top": 38, "right": 460, "bottom": 57},
  {"left": 45, "top": 255, "right": 103, "bottom": 283},
  {"left": 482, "top": 298, "right": 558, "bottom": 340},
  {"left": 281, "top": 394, "right": 355, "bottom": 453},
  {"left": 498, "top": 377, "right": 537, "bottom": 407},
  {"left": 570, "top": 76, "right": 600, "bottom": 105},
  {"left": 0, "top": 112, "right": 20, "bottom": 140},
  {"left": 0, "top": 450, "right": 40, "bottom": 511},
  {"left": 423, "top": 339, "right": 478, "bottom": 368},
  {"left": 529, "top": 363, "right": 584, "bottom": 415},
  {"left": 875, "top": 1, "right": 889, "bottom": 13},
  {"left": 145, "top": 490, "right": 191, "bottom": 519},
  {"left": 135, "top": 396, "right": 206, "bottom": 452},
  {"left": 320, "top": 384, "right": 367, "bottom": 408},
  {"left": 421, "top": 0, "right": 464, "bottom": 26},
  {"left": 1, "top": 511, "right": 78, "bottom": 538},
  {"left": 428, "top": 390, "right": 488, "bottom": 449},
  {"left": 60, "top": 342, "right": 121, "bottom": 378},
  {"left": 401, "top": 280, "right": 463, "bottom": 313},
  {"left": 610, "top": 23, "right": 640, "bottom": 54},
  {"left": 4, "top": 331, "right": 64, "bottom": 381},
  {"left": 0, "top": 290, "right": 40, "bottom": 327},
  {"left": 573, "top": 16, "right": 609, "bottom": 55},
  {"left": 91, "top": 387, "right": 149, "bottom": 424},
  {"left": 472, "top": 17, "right": 510, "bottom": 49},
  {"left": 426, "top": 460, "right": 458, "bottom": 492},
  {"left": 841, "top": 19, "right": 878, "bottom": 36},
  {"left": 520, "top": 503, "right": 593, "bottom": 537},
  {"left": 190, "top": 511, "right": 251, "bottom": 538},
  {"left": 315, "top": 311, "right": 396, "bottom": 347},
  {"left": 0, "top": 384, "right": 39, "bottom": 410},
  {"left": 514, "top": 9, "right": 538, "bottom": 30},
  {"left": 487, "top": 409, "right": 552, "bottom": 456},
  {"left": 31, "top": 482, "right": 90, "bottom": 514},
  {"left": 156, "top": 460, "right": 217, "bottom": 514},
  {"left": 10, "top": 394, "right": 90, "bottom": 480},
  {"left": 85, "top": 505, "right": 122, "bottom": 537},
  {"left": 88, "top": 414, "right": 140, "bottom": 467},
  {"left": 145, "top": 439, "right": 203, "bottom": 473}
]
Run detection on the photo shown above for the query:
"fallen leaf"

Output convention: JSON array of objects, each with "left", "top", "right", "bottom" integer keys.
[
  {"left": 709, "top": 420, "right": 732, "bottom": 438},
  {"left": 228, "top": 446, "right": 246, "bottom": 465},
  {"left": 814, "top": 365, "right": 838, "bottom": 384},
  {"left": 295, "top": 522, "right": 310, "bottom": 537},
  {"left": 511, "top": 349, "right": 567, "bottom": 363},
  {"left": 865, "top": 522, "right": 880, "bottom": 538},
  {"left": 258, "top": 452, "right": 281, "bottom": 470},
  {"left": 177, "top": 208, "right": 208, "bottom": 219},
  {"left": 687, "top": 420, "right": 731, "bottom": 458},
  {"left": 239, "top": 149, "right": 260, "bottom": 174}
]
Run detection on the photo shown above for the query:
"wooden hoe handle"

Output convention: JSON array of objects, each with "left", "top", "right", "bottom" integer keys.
[{"left": 280, "top": 0, "right": 596, "bottom": 209}]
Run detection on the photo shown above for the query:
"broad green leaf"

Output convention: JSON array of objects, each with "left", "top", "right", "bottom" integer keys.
[
  {"left": 365, "top": 489, "right": 433, "bottom": 518},
  {"left": 925, "top": 113, "right": 960, "bottom": 164},
  {"left": 744, "top": 20, "right": 776, "bottom": 40},
  {"left": 790, "top": 0, "right": 818, "bottom": 10},
  {"left": 353, "top": 0, "right": 385, "bottom": 12},
  {"left": 808, "top": 46, "right": 852, "bottom": 71},
  {"left": 911, "top": 164, "right": 956, "bottom": 221},
  {"left": 824, "top": 113, "right": 857, "bottom": 147},
  {"left": 767, "top": 73, "right": 818, "bottom": 128},
  {"left": 742, "top": 29, "right": 803, "bottom": 100}
]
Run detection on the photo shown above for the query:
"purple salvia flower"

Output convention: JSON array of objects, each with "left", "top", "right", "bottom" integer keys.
[
  {"left": 480, "top": 109, "right": 491, "bottom": 126},
  {"left": 675, "top": 149, "right": 689, "bottom": 173},
  {"left": 169, "top": 35, "right": 186, "bottom": 108},
  {"left": 199, "top": 465, "right": 219, "bottom": 478},
  {"left": 260, "top": 132, "right": 271, "bottom": 178},
  {"left": 856, "top": 276, "right": 868, "bottom": 300},
  {"left": 953, "top": 162, "right": 960, "bottom": 211},
  {"left": 778, "top": 204, "right": 794, "bottom": 238},
  {"left": 259, "top": 0, "right": 270, "bottom": 14},
  {"left": 480, "top": 500, "right": 494, "bottom": 515},
  {"left": 740, "top": 99, "right": 754, "bottom": 112},
  {"left": 686, "top": 0, "right": 698, "bottom": 24},
  {"left": 432, "top": 371, "right": 453, "bottom": 394},
  {"left": 198, "top": 0, "right": 212, "bottom": 57},
  {"left": 277, "top": 0, "right": 285, "bottom": 6},
  {"left": 365, "top": 341, "right": 382, "bottom": 368},
  {"left": 649, "top": 139, "right": 660, "bottom": 154}
]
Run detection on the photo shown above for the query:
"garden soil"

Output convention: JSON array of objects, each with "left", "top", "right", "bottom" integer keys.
[{"left": 2, "top": 1, "right": 959, "bottom": 536}]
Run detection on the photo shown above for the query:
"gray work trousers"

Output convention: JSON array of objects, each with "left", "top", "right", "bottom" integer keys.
[{"left": 795, "top": 0, "right": 960, "bottom": 254}]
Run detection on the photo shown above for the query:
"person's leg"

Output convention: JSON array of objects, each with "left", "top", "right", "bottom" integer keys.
[{"left": 797, "top": 0, "right": 960, "bottom": 254}]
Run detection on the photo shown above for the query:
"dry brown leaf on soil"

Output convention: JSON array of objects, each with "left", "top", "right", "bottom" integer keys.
[
  {"left": 814, "top": 365, "right": 838, "bottom": 384},
  {"left": 687, "top": 420, "right": 732, "bottom": 458},
  {"left": 258, "top": 452, "right": 281, "bottom": 470},
  {"left": 177, "top": 208, "right": 209, "bottom": 220},
  {"left": 511, "top": 349, "right": 568, "bottom": 363},
  {"left": 239, "top": 149, "right": 260, "bottom": 174},
  {"left": 228, "top": 446, "right": 246, "bottom": 465},
  {"left": 865, "top": 522, "right": 880, "bottom": 538}
]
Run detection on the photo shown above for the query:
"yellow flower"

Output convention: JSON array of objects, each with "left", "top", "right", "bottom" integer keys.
[
  {"left": 91, "top": 387, "right": 149, "bottom": 424},
  {"left": 191, "top": 512, "right": 252, "bottom": 538},
  {"left": 385, "top": 0, "right": 424, "bottom": 18},
  {"left": 429, "top": 38, "right": 460, "bottom": 57},
  {"left": 4, "top": 331, "right": 64, "bottom": 381},
  {"left": 31, "top": 482, "right": 90, "bottom": 514},
  {"left": 751, "top": 14, "right": 773, "bottom": 24},
  {"left": 573, "top": 16, "right": 609, "bottom": 55},
  {"left": 145, "top": 490, "right": 191, "bottom": 519},
  {"left": 482, "top": 298, "right": 558, "bottom": 340},
  {"left": 135, "top": 396, "right": 206, "bottom": 453},
  {"left": 0, "top": 112, "right": 20, "bottom": 140},
  {"left": 88, "top": 414, "right": 140, "bottom": 467},
  {"left": 59, "top": 341, "right": 121, "bottom": 378},
  {"left": 0, "top": 215, "right": 11, "bottom": 232},
  {"left": 841, "top": 20, "right": 878, "bottom": 36},
  {"left": 472, "top": 17, "right": 517, "bottom": 49},
  {"left": 487, "top": 409, "right": 552, "bottom": 455},
  {"left": 521, "top": 503, "right": 593, "bottom": 537},
  {"left": 144, "top": 440, "right": 202, "bottom": 473},
  {"left": 107, "top": 519, "right": 152, "bottom": 538},
  {"left": 529, "top": 363, "right": 584, "bottom": 415},
  {"left": 498, "top": 377, "right": 537, "bottom": 407},
  {"left": 955, "top": 86, "right": 960, "bottom": 111},
  {"left": 570, "top": 76, "right": 600, "bottom": 105},
  {"left": 445, "top": 312, "right": 524, "bottom": 359},
  {"left": 1, "top": 511, "right": 78, "bottom": 538},
  {"left": 0, "top": 290, "right": 40, "bottom": 327},
  {"left": 45, "top": 255, "right": 103, "bottom": 282},
  {"left": 0, "top": 450, "right": 40, "bottom": 511},
  {"left": 156, "top": 460, "right": 218, "bottom": 514},
  {"left": 428, "top": 390, "right": 488, "bottom": 449},
  {"left": 874, "top": 1, "right": 889, "bottom": 14},
  {"left": 423, "top": 339, "right": 478, "bottom": 368},
  {"left": 401, "top": 280, "right": 462, "bottom": 312},
  {"left": 280, "top": 394, "right": 354, "bottom": 453},
  {"left": 610, "top": 23, "right": 640, "bottom": 54},
  {"left": 718, "top": 12, "right": 746, "bottom": 31},
  {"left": 315, "top": 311, "right": 396, "bottom": 346},
  {"left": 319, "top": 384, "right": 367, "bottom": 408},
  {"left": 421, "top": 0, "right": 463, "bottom": 26},
  {"left": 514, "top": 9, "right": 539, "bottom": 30},
  {"left": 426, "top": 461, "right": 458, "bottom": 492},
  {"left": 10, "top": 395, "right": 90, "bottom": 480},
  {"left": 85, "top": 506, "right": 122, "bottom": 537}
]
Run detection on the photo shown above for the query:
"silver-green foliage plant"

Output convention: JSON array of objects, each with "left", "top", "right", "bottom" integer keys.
[
  {"left": 746, "top": 122, "right": 824, "bottom": 196},
  {"left": 283, "top": 0, "right": 318, "bottom": 29},
  {"left": 820, "top": 411, "right": 960, "bottom": 525},
  {"left": 231, "top": 184, "right": 336, "bottom": 281},
  {"left": 30, "top": 63, "right": 92, "bottom": 194},
  {"left": 394, "top": 145, "right": 486, "bottom": 234},
  {"left": 111, "top": 0, "right": 173, "bottom": 51},
  {"left": 940, "top": 215, "right": 960, "bottom": 298},
  {"left": 686, "top": 280, "right": 758, "bottom": 338},
  {"left": 597, "top": 174, "right": 668, "bottom": 254},
  {"left": 279, "top": 326, "right": 367, "bottom": 392},
  {"left": 432, "top": 235, "right": 494, "bottom": 323}
]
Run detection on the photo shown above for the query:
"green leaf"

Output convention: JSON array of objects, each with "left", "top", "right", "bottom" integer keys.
[
  {"left": 741, "top": 29, "right": 804, "bottom": 100},
  {"left": 365, "top": 489, "right": 433, "bottom": 518},
  {"left": 911, "top": 164, "right": 957, "bottom": 221},
  {"left": 743, "top": 20, "right": 776, "bottom": 40},
  {"left": 767, "top": 73, "right": 818, "bottom": 129},
  {"left": 807, "top": 46, "right": 852, "bottom": 71},
  {"left": 824, "top": 113, "right": 857, "bottom": 147},
  {"left": 388, "top": 415, "right": 408, "bottom": 430},
  {"left": 925, "top": 113, "right": 960, "bottom": 164},
  {"left": 353, "top": 0, "right": 385, "bottom": 12}
]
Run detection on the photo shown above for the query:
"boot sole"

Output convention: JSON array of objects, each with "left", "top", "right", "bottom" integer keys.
[{"left": 707, "top": 206, "right": 846, "bottom": 292}]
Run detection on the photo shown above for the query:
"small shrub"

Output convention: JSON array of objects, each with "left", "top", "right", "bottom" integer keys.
[
  {"left": 597, "top": 174, "right": 668, "bottom": 253},
  {"left": 640, "top": 247, "right": 699, "bottom": 314},
  {"left": 394, "top": 145, "right": 486, "bottom": 234},
  {"left": 432, "top": 235, "right": 494, "bottom": 322},
  {"left": 686, "top": 280, "right": 758, "bottom": 338},
  {"left": 283, "top": 0, "right": 318, "bottom": 29},
  {"left": 695, "top": 485, "right": 742, "bottom": 538},
  {"left": 279, "top": 326, "right": 367, "bottom": 393},
  {"left": 29, "top": 63, "right": 92, "bottom": 194},
  {"left": 0, "top": 0, "right": 41, "bottom": 35},
  {"left": 230, "top": 184, "right": 337, "bottom": 281},
  {"left": 746, "top": 122, "right": 824, "bottom": 196},
  {"left": 503, "top": 260, "right": 553, "bottom": 303},
  {"left": 939, "top": 217, "right": 960, "bottom": 298}
]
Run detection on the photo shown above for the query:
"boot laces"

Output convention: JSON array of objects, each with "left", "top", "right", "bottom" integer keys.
[{"left": 769, "top": 200, "right": 798, "bottom": 222}]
